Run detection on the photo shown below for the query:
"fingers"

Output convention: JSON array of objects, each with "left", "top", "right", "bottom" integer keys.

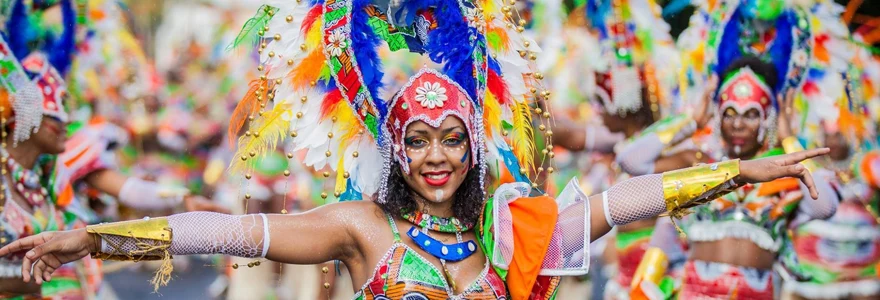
[
  {"left": 792, "top": 164, "right": 819, "bottom": 199},
  {"left": 33, "top": 254, "right": 62, "bottom": 284},
  {"left": 782, "top": 148, "right": 830, "bottom": 165},
  {"left": 21, "top": 236, "right": 61, "bottom": 282},
  {"left": 0, "top": 234, "right": 46, "bottom": 257}
]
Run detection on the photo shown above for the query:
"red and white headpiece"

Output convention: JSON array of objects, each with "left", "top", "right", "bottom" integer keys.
[
  {"left": 716, "top": 66, "right": 777, "bottom": 145},
  {"left": 21, "top": 53, "right": 69, "bottom": 123},
  {"left": 386, "top": 68, "right": 479, "bottom": 175}
]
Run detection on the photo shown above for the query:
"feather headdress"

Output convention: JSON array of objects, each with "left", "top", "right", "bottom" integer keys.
[{"left": 229, "top": 0, "right": 554, "bottom": 202}]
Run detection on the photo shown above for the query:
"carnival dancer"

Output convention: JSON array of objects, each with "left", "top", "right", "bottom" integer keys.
[
  {"left": 0, "top": 2, "right": 829, "bottom": 300},
  {"left": 782, "top": 36, "right": 880, "bottom": 300}
]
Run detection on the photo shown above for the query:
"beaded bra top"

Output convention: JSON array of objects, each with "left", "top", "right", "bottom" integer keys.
[{"left": 353, "top": 215, "right": 507, "bottom": 300}]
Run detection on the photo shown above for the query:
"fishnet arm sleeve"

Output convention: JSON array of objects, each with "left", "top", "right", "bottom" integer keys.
[
  {"left": 795, "top": 169, "right": 839, "bottom": 222},
  {"left": 101, "top": 212, "right": 269, "bottom": 258},
  {"left": 603, "top": 174, "right": 666, "bottom": 226}
]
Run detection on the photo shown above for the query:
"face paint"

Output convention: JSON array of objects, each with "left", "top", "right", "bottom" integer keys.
[
  {"left": 734, "top": 145, "right": 742, "bottom": 155},
  {"left": 460, "top": 148, "right": 470, "bottom": 164},
  {"left": 435, "top": 190, "right": 444, "bottom": 202}
]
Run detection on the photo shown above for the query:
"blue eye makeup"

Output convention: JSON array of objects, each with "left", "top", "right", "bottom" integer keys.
[{"left": 404, "top": 136, "right": 428, "bottom": 147}]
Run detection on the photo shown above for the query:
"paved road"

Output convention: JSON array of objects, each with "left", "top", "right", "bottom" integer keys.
[{"left": 103, "top": 258, "right": 221, "bottom": 300}]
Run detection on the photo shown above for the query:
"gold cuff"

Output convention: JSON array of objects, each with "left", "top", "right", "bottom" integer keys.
[
  {"left": 781, "top": 137, "right": 819, "bottom": 172},
  {"left": 662, "top": 159, "right": 740, "bottom": 218},
  {"left": 87, "top": 217, "right": 174, "bottom": 291},
  {"left": 649, "top": 114, "right": 695, "bottom": 145},
  {"left": 86, "top": 217, "right": 172, "bottom": 261}
]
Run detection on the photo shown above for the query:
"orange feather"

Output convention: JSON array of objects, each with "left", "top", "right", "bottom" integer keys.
[{"left": 228, "top": 79, "right": 268, "bottom": 147}]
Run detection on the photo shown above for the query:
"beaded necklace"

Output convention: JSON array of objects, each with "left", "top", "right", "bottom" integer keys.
[
  {"left": 401, "top": 210, "right": 478, "bottom": 291},
  {"left": 0, "top": 150, "right": 47, "bottom": 207}
]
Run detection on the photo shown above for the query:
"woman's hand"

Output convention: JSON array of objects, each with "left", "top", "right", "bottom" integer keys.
[
  {"left": 183, "top": 195, "right": 231, "bottom": 214},
  {"left": 776, "top": 89, "right": 797, "bottom": 141},
  {"left": 0, "top": 229, "right": 95, "bottom": 284},
  {"left": 737, "top": 148, "right": 830, "bottom": 199},
  {"left": 693, "top": 75, "right": 718, "bottom": 129}
]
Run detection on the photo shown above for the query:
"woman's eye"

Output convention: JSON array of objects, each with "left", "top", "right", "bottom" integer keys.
[
  {"left": 405, "top": 138, "right": 428, "bottom": 147},
  {"left": 443, "top": 133, "right": 466, "bottom": 146}
]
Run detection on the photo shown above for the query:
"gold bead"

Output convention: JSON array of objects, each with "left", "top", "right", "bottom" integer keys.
[
  {"left": 275, "top": 79, "right": 282, "bottom": 85},
  {"left": 548, "top": 145, "right": 554, "bottom": 150},
  {"left": 518, "top": 50, "right": 527, "bottom": 58},
  {"left": 291, "top": 131, "right": 298, "bottom": 138},
  {"left": 300, "top": 44, "right": 307, "bottom": 51},
  {"left": 260, "top": 75, "right": 267, "bottom": 81},
  {"left": 547, "top": 130, "right": 553, "bottom": 136},
  {"left": 254, "top": 132, "right": 261, "bottom": 137},
  {"left": 245, "top": 194, "right": 252, "bottom": 199},
  {"left": 232, "top": 264, "right": 239, "bottom": 269},
  {"left": 254, "top": 261, "right": 261, "bottom": 266},
  {"left": 301, "top": 96, "right": 308, "bottom": 103},
  {"left": 530, "top": 88, "right": 537, "bottom": 94},
  {"left": 322, "top": 267, "right": 329, "bottom": 273},
  {"left": 343, "top": 172, "right": 350, "bottom": 179},
  {"left": 287, "top": 59, "right": 294, "bottom": 66},
  {"left": 284, "top": 170, "right": 291, "bottom": 176},
  {"left": 321, "top": 192, "right": 328, "bottom": 199},
  {"left": 549, "top": 152, "right": 555, "bottom": 158},
  {"left": 520, "top": 168, "right": 527, "bottom": 174},
  {"left": 260, "top": 104, "right": 266, "bottom": 108},
  {"left": 538, "top": 124, "right": 546, "bottom": 131},
  {"left": 516, "top": 26, "right": 524, "bottom": 33},
  {"left": 542, "top": 149, "right": 548, "bottom": 155},
  {"left": 274, "top": 34, "right": 281, "bottom": 41},
  {"left": 257, "top": 65, "right": 264, "bottom": 71},
  {"left": 502, "top": 6, "right": 510, "bottom": 12},
  {"left": 323, "top": 171, "right": 330, "bottom": 177},
  {"left": 247, "top": 262, "right": 255, "bottom": 268},
  {"left": 331, "top": 116, "right": 338, "bottom": 122},
  {"left": 287, "top": 152, "right": 294, "bottom": 158},
  {"left": 325, "top": 151, "right": 332, "bottom": 157},
  {"left": 248, "top": 116, "right": 255, "bottom": 121},
  {"left": 263, "top": 26, "right": 269, "bottom": 32},
  {"left": 535, "top": 108, "right": 543, "bottom": 114},
  {"left": 532, "top": 183, "right": 539, "bottom": 188},
  {"left": 245, "top": 131, "right": 252, "bottom": 136},
  {"left": 310, "top": 81, "right": 317, "bottom": 87},
  {"left": 327, "top": 132, "right": 334, "bottom": 138},
  {"left": 323, "top": 283, "right": 331, "bottom": 289},
  {"left": 352, "top": 151, "right": 359, "bottom": 158},
  {"left": 502, "top": 130, "right": 509, "bottom": 136},
  {"left": 281, "top": 209, "right": 288, "bottom": 214},
  {"left": 286, "top": 15, "right": 293, "bottom": 22},
  {"left": 296, "top": 112, "right": 303, "bottom": 118},
  {"left": 529, "top": 54, "right": 536, "bottom": 60},
  {"left": 543, "top": 112, "right": 550, "bottom": 118},
  {"left": 245, "top": 174, "right": 253, "bottom": 180},
  {"left": 538, "top": 167, "right": 544, "bottom": 172},
  {"left": 534, "top": 73, "right": 544, "bottom": 80},
  {"left": 518, "top": 19, "right": 526, "bottom": 26},
  {"left": 241, "top": 156, "right": 248, "bottom": 161},
  {"left": 260, "top": 42, "right": 267, "bottom": 49},
  {"left": 524, "top": 41, "right": 531, "bottom": 48},
  {"left": 334, "top": 191, "right": 341, "bottom": 197},
  {"left": 548, "top": 167, "right": 555, "bottom": 173},
  {"left": 268, "top": 51, "right": 275, "bottom": 57}
]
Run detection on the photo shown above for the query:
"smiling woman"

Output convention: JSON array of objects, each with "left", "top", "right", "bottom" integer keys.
[{"left": 0, "top": 1, "right": 833, "bottom": 300}]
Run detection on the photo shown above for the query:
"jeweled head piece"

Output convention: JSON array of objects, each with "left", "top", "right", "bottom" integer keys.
[
  {"left": 21, "top": 53, "right": 70, "bottom": 123},
  {"left": 716, "top": 66, "right": 778, "bottom": 145},
  {"left": 387, "top": 68, "right": 479, "bottom": 174},
  {"left": 0, "top": 36, "right": 42, "bottom": 146},
  {"left": 228, "top": 0, "right": 552, "bottom": 203}
]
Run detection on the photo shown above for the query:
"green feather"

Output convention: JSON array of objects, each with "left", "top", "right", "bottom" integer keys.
[{"left": 227, "top": 5, "right": 279, "bottom": 51}]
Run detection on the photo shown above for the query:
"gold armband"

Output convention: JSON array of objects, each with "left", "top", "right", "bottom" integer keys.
[
  {"left": 662, "top": 159, "right": 740, "bottom": 219},
  {"left": 781, "top": 136, "right": 819, "bottom": 172},
  {"left": 87, "top": 217, "right": 173, "bottom": 291},
  {"left": 653, "top": 114, "right": 695, "bottom": 145}
]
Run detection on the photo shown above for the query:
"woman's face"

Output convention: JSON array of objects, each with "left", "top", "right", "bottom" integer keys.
[
  {"left": 31, "top": 116, "right": 68, "bottom": 155},
  {"left": 823, "top": 131, "right": 850, "bottom": 161},
  {"left": 401, "top": 117, "right": 471, "bottom": 205},
  {"left": 720, "top": 107, "right": 763, "bottom": 158}
]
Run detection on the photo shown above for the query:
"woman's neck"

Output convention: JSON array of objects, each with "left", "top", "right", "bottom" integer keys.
[
  {"left": 4, "top": 139, "right": 42, "bottom": 169},
  {"left": 413, "top": 193, "right": 455, "bottom": 218}
]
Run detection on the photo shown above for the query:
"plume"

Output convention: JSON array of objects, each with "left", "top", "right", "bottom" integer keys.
[
  {"left": 228, "top": 79, "right": 269, "bottom": 146},
  {"left": 229, "top": 102, "right": 292, "bottom": 172},
  {"left": 227, "top": 5, "right": 279, "bottom": 51},
  {"left": 510, "top": 101, "right": 535, "bottom": 172}
]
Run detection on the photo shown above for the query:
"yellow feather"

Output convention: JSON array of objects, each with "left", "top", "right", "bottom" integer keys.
[
  {"left": 306, "top": 18, "right": 323, "bottom": 49},
  {"left": 229, "top": 103, "right": 293, "bottom": 172},
  {"left": 483, "top": 92, "right": 502, "bottom": 140},
  {"left": 511, "top": 101, "right": 535, "bottom": 172}
]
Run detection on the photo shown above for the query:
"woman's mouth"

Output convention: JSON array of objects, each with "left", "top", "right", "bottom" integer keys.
[{"left": 423, "top": 171, "right": 451, "bottom": 187}]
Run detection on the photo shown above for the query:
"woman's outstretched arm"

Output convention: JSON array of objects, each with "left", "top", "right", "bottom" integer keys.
[{"left": 0, "top": 201, "right": 369, "bottom": 286}]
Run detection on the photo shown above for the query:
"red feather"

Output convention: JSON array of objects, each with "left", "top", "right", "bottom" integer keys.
[
  {"left": 228, "top": 79, "right": 268, "bottom": 147},
  {"left": 487, "top": 69, "right": 510, "bottom": 105},
  {"left": 320, "top": 88, "right": 344, "bottom": 119},
  {"left": 302, "top": 5, "right": 323, "bottom": 34}
]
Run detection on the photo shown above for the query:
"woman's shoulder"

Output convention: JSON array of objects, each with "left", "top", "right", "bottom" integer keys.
[{"left": 317, "top": 200, "right": 389, "bottom": 227}]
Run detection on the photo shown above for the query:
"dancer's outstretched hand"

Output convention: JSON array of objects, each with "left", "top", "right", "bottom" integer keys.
[
  {"left": 737, "top": 148, "right": 830, "bottom": 199},
  {"left": 0, "top": 229, "right": 93, "bottom": 284}
]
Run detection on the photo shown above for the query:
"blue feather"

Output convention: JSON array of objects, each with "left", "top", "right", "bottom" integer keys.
[
  {"left": 586, "top": 0, "right": 609, "bottom": 36},
  {"left": 498, "top": 147, "right": 529, "bottom": 183},
  {"left": 6, "top": 0, "right": 31, "bottom": 61},
  {"left": 424, "top": 0, "right": 478, "bottom": 102},
  {"left": 351, "top": 0, "right": 386, "bottom": 119},
  {"left": 47, "top": 0, "right": 76, "bottom": 75},
  {"left": 487, "top": 56, "right": 502, "bottom": 74}
]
